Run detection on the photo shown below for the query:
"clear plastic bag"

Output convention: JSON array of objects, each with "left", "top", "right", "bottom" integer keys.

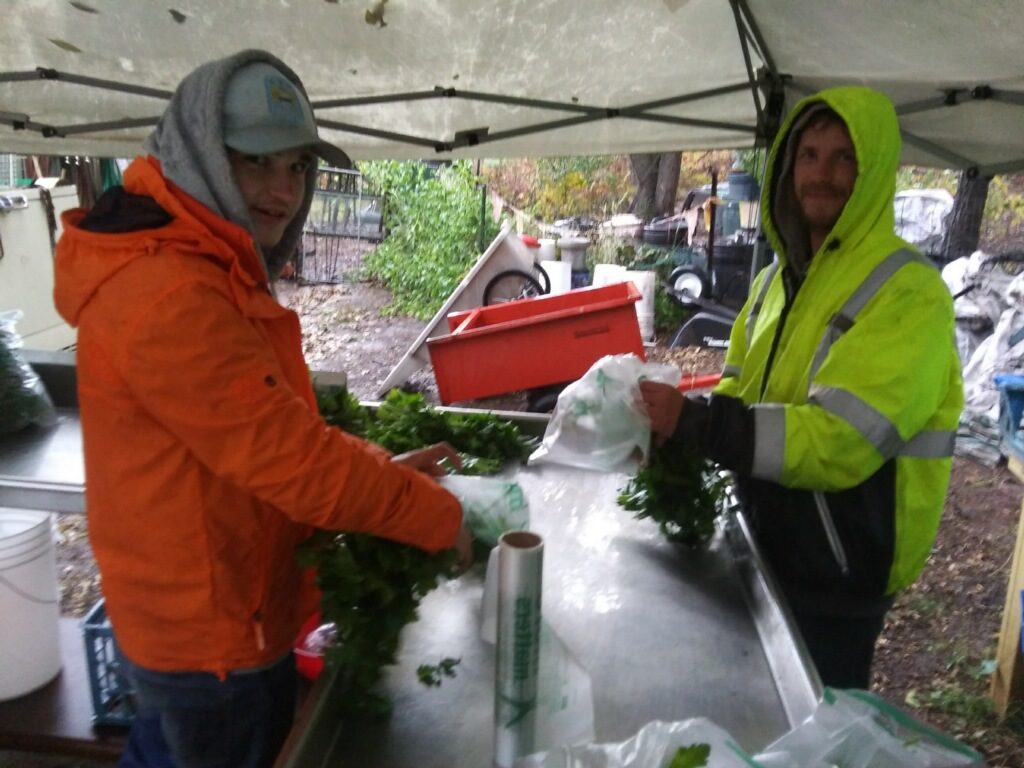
[
  {"left": 753, "top": 688, "right": 985, "bottom": 768},
  {"left": 0, "top": 310, "right": 57, "bottom": 435},
  {"left": 528, "top": 354, "right": 680, "bottom": 472},
  {"left": 514, "top": 717, "right": 758, "bottom": 768}
]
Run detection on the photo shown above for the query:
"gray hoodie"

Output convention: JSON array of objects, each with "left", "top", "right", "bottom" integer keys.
[{"left": 143, "top": 49, "right": 316, "bottom": 280}]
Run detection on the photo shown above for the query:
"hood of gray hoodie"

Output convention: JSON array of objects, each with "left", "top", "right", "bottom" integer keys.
[{"left": 143, "top": 49, "right": 315, "bottom": 281}]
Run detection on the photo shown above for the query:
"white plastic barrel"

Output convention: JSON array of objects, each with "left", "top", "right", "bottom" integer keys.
[
  {"left": 0, "top": 509, "right": 62, "bottom": 700},
  {"left": 591, "top": 263, "right": 626, "bottom": 288},
  {"left": 624, "top": 270, "right": 657, "bottom": 342}
]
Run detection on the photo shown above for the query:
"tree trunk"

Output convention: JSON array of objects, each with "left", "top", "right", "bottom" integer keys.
[
  {"left": 942, "top": 171, "right": 991, "bottom": 261},
  {"left": 628, "top": 153, "right": 659, "bottom": 220},
  {"left": 655, "top": 152, "right": 682, "bottom": 216},
  {"left": 629, "top": 152, "right": 682, "bottom": 219}
]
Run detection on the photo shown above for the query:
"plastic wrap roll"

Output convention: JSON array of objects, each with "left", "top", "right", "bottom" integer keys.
[{"left": 494, "top": 530, "right": 544, "bottom": 768}]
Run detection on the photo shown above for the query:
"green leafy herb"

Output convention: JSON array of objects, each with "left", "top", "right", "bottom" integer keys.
[
  {"left": 618, "top": 440, "right": 726, "bottom": 548},
  {"left": 667, "top": 743, "right": 711, "bottom": 768},
  {"left": 299, "top": 531, "right": 459, "bottom": 717},
  {"left": 316, "top": 386, "right": 374, "bottom": 436},
  {"left": 416, "top": 657, "right": 461, "bottom": 687},
  {"left": 317, "top": 387, "right": 537, "bottom": 467},
  {"left": 305, "top": 387, "right": 534, "bottom": 716}
]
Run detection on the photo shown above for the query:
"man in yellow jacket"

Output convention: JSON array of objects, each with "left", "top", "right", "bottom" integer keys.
[
  {"left": 54, "top": 50, "right": 470, "bottom": 767},
  {"left": 642, "top": 87, "right": 962, "bottom": 689}
]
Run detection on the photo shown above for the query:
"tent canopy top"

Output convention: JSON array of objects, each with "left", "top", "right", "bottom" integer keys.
[{"left": 1, "top": 0, "right": 1022, "bottom": 174}]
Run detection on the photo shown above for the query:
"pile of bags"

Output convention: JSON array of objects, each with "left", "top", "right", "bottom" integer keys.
[
  {"left": 943, "top": 250, "right": 1024, "bottom": 465},
  {"left": 516, "top": 688, "right": 984, "bottom": 768}
]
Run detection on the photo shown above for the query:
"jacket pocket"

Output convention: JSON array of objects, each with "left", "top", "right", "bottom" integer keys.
[{"left": 741, "top": 479, "right": 848, "bottom": 586}]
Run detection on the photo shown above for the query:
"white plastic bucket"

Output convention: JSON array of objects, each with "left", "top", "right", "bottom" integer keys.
[
  {"left": 540, "top": 260, "right": 572, "bottom": 295},
  {"left": 624, "top": 270, "right": 657, "bottom": 341},
  {"left": 591, "top": 263, "right": 626, "bottom": 288},
  {"left": 0, "top": 509, "right": 62, "bottom": 700},
  {"left": 636, "top": 311, "right": 656, "bottom": 342}
]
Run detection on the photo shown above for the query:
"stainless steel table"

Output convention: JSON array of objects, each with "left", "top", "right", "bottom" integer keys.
[
  {"left": 0, "top": 409, "right": 84, "bottom": 513},
  {"left": 0, "top": 384, "right": 820, "bottom": 765},
  {"left": 277, "top": 463, "right": 820, "bottom": 767}
]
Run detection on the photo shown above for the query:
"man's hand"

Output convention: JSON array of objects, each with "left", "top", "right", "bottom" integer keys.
[
  {"left": 391, "top": 442, "right": 462, "bottom": 477},
  {"left": 639, "top": 381, "right": 685, "bottom": 443}
]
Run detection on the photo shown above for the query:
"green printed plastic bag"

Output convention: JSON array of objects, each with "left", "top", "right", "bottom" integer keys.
[
  {"left": 754, "top": 688, "right": 985, "bottom": 768},
  {"left": 439, "top": 475, "right": 529, "bottom": 549},
  {"left": 527, "top": 354, "right": 680, "bottom": 472}
]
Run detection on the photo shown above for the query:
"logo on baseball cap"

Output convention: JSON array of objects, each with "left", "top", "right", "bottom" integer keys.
[{"left": 223, "top": 62, "right": 351, "bottom": 170}]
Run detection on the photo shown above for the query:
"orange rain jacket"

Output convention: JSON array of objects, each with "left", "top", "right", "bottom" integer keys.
[{"left": 54, "top": 157, "right": 461, "bottom": 676}]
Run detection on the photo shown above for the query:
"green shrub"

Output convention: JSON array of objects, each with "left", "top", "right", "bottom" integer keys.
[{"left": 359, "top": 161, "right": 502, "bottom": 320}]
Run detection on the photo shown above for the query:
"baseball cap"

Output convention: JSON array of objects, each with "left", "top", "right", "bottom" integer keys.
[{"left": 223, "top": 61, "right": 352, "bottom": 169}]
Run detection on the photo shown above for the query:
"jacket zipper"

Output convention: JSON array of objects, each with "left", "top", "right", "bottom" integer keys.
[
  {"left": 813, "top": 491, "right": 850, "bottom": 576},
  {"left": 758, "top": 265, "right": 850, "bottom": 577},
  {"left": 252, "top": 515, "right": 272, "bottom": 653}
]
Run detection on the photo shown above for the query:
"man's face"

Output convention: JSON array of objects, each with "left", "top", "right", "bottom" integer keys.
[
  {"left": 227, "top": 148, "right": 312, "bottom": 249},
  {"left": 792, "top": 119, "right": 858, "bottom": 238}
]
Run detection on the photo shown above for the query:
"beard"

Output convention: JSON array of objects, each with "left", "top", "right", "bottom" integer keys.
[{"left": 797, "top": 183, "right": 849, "bottom": 233}]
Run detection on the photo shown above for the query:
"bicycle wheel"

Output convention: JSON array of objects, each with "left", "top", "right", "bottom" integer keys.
[
  {"left": 483, "top": 270, "right": 545, "bottom": 305},
  {"left": 533, "top": 262, "right": 551, "bottom": 295}
]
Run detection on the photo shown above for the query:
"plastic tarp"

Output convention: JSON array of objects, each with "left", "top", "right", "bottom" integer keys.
[
  {"left": 0, "top": 1, "right": 1022, "bottom": 171},
  {"left": 944, "top": 252, "right": 1024, "bottom": 465},
  {"left": 894, "top": 189, "right": 954, "bottom": 255}
]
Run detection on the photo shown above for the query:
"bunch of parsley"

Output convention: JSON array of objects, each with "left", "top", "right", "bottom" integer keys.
[
  {"left": 617, "top": 440, "right": 727, "bottom": 549},
  {"left": 317, "top": 388, "right": 536, "bottom": 474},
  {"left": 302, "top": 388, "right": 535, "bottom": 716},
  {"left": 298, "top": 529, "right": 460, "bottom": 717}
]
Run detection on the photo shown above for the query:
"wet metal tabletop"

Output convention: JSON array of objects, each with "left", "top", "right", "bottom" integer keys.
[
  {"left": 0, "top": 409, "right": 84, "bottom": 513},
  {"left": 278, "top": 462, "right": 813, "bottom": 767}
]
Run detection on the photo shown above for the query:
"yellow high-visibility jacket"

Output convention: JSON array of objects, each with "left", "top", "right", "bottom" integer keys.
[{"left": 681, "top": 87, "right": 962, "bottom": 614}]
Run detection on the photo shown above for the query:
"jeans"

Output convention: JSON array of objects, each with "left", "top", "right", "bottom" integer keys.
[
  {"left": 117, "top": 711, "right": 175, "bottom": 768},
  {"left": 120, "top": 652, "right": 297, "bottom": 768}
]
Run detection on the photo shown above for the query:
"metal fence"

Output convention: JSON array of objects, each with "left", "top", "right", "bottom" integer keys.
[
  {"left": 0, "top": 154, "right": 25, "bottom": 189},
  {"left": 298, "top": 167, "right": 385, "bottom": 284}
]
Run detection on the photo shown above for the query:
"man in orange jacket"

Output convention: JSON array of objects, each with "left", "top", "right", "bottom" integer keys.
[{"left": 54, "top": 50, "right": 470, "bottom": 768}]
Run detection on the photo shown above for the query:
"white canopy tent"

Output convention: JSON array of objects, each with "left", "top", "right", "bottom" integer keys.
[{"left": 1, "top": 0, "right": 1022, "bottom": 174}]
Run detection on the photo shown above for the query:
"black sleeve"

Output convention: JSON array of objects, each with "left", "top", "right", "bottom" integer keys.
[{"left": 670, "top": 393, "right": 755, "bottom": 474}]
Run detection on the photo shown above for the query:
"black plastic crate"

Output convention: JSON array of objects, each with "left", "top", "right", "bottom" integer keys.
[{"left": 81, "top": 599, "right": 135, "bottom": 726}]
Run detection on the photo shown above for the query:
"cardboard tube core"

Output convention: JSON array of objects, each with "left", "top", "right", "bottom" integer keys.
[{"left": 500, "top": 531, "right": 542, "bottom": 550}]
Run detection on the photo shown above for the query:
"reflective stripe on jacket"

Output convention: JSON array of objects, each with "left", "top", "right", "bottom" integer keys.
[{"left": 715, "top": 87, "right": 962, "bottom": 602}]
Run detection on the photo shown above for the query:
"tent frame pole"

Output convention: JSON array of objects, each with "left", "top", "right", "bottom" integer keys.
[{"left": 2, "top": 71, "right": 760, "bottom": 153}]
